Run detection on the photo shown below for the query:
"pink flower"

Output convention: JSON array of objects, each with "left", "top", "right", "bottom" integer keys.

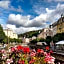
[
  {"left": 0, "top": 50, "right": 1, "bottom": 53},
  {"left": 6, "top": 58, "right": 13, "bottom": 64},
  {"left": 11, "top": 47, "right": 15, "bottom": 52},
  {"left": 44, "top": 52, "right": 47, "bottom": 56},
  {"left": 50, "top": 50, "right": 53, "bottom": 54},
  {"left": 30, "top": 52, "right": 36, "bottom": 57},
  {"left": 2, "top": 54, "right": 7, "bottom": 60},
  {"left": 29, "top": 59, "right": 35, "bottom": 64},
  {"left": 44, "top": 53, "right": 55, "bottom": 63},
  {"left": 1, "top": 49, "right": 6, "bottom": 53}
]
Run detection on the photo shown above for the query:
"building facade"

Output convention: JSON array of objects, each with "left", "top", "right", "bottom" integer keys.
[
  {"left": 52, "top": 15, "right": 64, "bottom": 36},
  {"left": 52, "top": 22, "right": 57, "bottom": 36},
  {"left": 57, "top": 17, "right": 64, "bottom": 33},
  {"left": 3, "top": 28, "right": 18, "bottom": 39},
  {"left": 37, "top": 28, "right": 53, "bottom": 39}
]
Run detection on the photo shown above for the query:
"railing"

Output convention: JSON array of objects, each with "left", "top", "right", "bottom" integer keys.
[{"left": 52, "top": 51, "right": 64, "bottom": 64}]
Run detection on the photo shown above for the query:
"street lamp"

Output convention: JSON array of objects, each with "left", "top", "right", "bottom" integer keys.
[{"left": 7, "top": 28, "right": 9, "bottom": 49}]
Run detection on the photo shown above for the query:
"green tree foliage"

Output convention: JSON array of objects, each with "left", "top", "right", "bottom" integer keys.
[
  {"left": 37, "top": 38, "right": 45, "bottom": 42},
  {"left": 45, "top": 36, "right": 52, "bottom": 46},
  {"left": 0, "top": 24, "right": 6, "bottom": 43},
  {"left": 18, "top": 30, "right": 42, "bottom": 38},
  {"left": 30, "top": 38, "right": 45, "bottom": 44},
  {"left": 3, "top": 37, "right": 8, "bottom": 43},
  {"left": 9, "top": 38, "right": 22, "bottom": 43},
  {"left": 53, "top": 33, "right": 64, "bottom": 43},
  {"left": 30, "top": 39, "right": 37, "bottom": 44}
]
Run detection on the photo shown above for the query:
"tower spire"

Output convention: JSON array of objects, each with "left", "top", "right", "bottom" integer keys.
[{"left": 61, "top": 13, "right": 63, "bottom": 17}]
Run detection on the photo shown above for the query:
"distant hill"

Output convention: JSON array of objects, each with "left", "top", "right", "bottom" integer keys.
[{"left": 18, "top": 29, "right": 42, "bottom": 38}]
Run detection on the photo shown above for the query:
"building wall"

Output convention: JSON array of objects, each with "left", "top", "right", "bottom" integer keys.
[
  {"left": 52, "top": 16, "right": 64, "bottom": 35},
  {"left": 53, "top": 26, "right": 57, "bottom": 36},
  {"left": 38, "top": 28, "right": 53, "bottom": 39},
  {"left": 3, "top": 29, "right": 18, "bottom": 39},
  {"left": 57, "top": 22, "right": 64, "bottom": 33}
]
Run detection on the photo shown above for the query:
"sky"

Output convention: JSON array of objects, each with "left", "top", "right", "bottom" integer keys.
[{"left": 0, "top": 0, "right": 64, "bottom": 34}]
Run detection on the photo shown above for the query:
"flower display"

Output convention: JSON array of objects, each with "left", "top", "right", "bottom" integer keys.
[
  {"left": 16, "top": 45, "right": 23, "bottom": 51},
  {"left": 6, "top": 58, "right": 13, "bottom": 64},
  {"left": 0, "top": 45, "right": 55, "bottom": 64},
  {"left": 2, "top": 53, "right": 7, "bottom": 60},
  {"left": 37, "top": 49, "right": 44, "bottom": 53},
  {"left": 18, "top": 59, "right": 25, "bottom": 64},
  {"left": 23, "top": 47, "right": 30, "bottom": 53},
  {"left": 45, "top": 46, "right": 50, "bottom": 50}
]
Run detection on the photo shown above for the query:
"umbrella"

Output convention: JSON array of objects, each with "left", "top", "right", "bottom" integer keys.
[{"left": 56, "top": 41, "right": 64, "bottom": 44}]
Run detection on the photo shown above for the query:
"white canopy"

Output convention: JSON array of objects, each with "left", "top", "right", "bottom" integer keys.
[
  {"left": 56, "top": 41, "right": 64, "bottom": 44},
  {"left": 37, "top": 42, "right": 47, "bottom": 45}
]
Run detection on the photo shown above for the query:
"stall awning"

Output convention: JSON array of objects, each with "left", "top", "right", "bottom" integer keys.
[{"left": 56, "top": 41, "right": 64, "bottom": 44}]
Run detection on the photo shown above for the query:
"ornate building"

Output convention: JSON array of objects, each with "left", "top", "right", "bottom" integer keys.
[
  {"left": 37, "top": 28, "right": 53, "bottom": 39},
  {"left": 52, "top": 15, "right": 64, "bottom": 36},
  {"left": 52, "top": 22, "right": 57, "bottom": 36},
  {"left": 57, "top": 16, "right": 64, "bottom": 33},
  {"left": 3, "top": 28, "right": 18, "bottom": 39}
]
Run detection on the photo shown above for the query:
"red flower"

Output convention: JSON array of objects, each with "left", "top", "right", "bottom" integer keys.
[
  {"left": 50, "top": 50, "right": 53, "bottom": 54},
  {"left": 18, "top": 60, "right": 25, "bottom": 64},
  {"left": 45, "top": 46, "right": 49, "bottom": 50},
  {"left": 11, "top": 47, "right": 15, "bottom": 52},
  {"left": 16, "top": 45, "right": 23, "bottom": 51},
  {"left": 37, "top": 49, "right": 44, "bottom": 53},
  {"left": 23, "top": 47, "right": 30, "bottom": 53}
]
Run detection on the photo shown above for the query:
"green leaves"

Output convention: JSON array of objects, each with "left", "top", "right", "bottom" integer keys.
[
  {"left": 45, "top": 36, "right": 52, "bottom": 46},
  {"left": 0, "top": 24, "right": 6, "bottom": 43},
  {"left": 9, "top": 38, "right": 22, "bottom": 43},
  {"left": 53, "top": 33, "right": 64, "bottom": 43}
]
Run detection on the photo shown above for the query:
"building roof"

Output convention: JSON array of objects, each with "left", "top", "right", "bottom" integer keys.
[
  {"left": 52, "top": 21, "right": 57, "bottom": 27},
  {"left": 52, "top": 16, "right": 64, "bottom": 27},
  {"left": 4, "top": 28, "right": 12, "bottom": 31},
  {"left": 4, "top": 28, "right": 17, "bottom": 34}
]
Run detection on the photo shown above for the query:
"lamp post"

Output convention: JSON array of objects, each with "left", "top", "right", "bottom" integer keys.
[{"left": 7, "top": 28, "right": 9, "bottom": 49}]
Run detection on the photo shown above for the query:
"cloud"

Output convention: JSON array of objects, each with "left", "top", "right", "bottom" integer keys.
[
  {"left": 7, "top": 14, "right": 31, "bottom": 27},
  {"left": 6, "top": 3, "right": 64, "bottom": 34},
  {"left": 7, "top": 3, "right": 64, "bottom": 28},
  {"left": 9, "top": 6, "right": 23, "bottom": 12},
  {"left": 0, "top": 1, "right": 23, "bottom": 13},
  {"left": 45, "top": 0, "right": 64, "bottom": 2},
  {"left": 0, "top": 1, "right": 10, "bottom": 9},
  {"left": 0, "top": 18, "right": 5, "bottom": 24},
  {"left": 33, "top": 5, "right": 46, "bottom": 14},
  {"left": 2, "top": 24, "right": 42, "bottom": 34},
  {"left": 15, "top": 27, "right": 42, "bottom": 34},
  {"left": 33, "top": 3, "right": 64, "bottom": 23},
  {"left": 7, "top": 13, "right": 47, "bottom": 27},
  {"left": 47, "top": 3, "right": 64, "bottom": 23}
]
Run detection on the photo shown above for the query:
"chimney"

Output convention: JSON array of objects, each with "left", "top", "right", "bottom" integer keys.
[{"left": 49, "top": 25, "right": 52, "bottom": 29}]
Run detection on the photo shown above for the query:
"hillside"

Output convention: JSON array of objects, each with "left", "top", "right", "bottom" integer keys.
[{"left": 18, "top": 29, "right": 42, "bottom": 38}]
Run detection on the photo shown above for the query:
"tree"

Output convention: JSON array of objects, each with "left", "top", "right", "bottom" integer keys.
[
  {"left": 0, "top": 24, "right": 6, "bottom": 43},
  {"left": 3, "top": 37, "right": 8, "bottom": 43},
  {"left": 30, "top": 39, "right": 37, "bottom": 44},
  {"left": 16, "top": 39, "right": 22, "bottom": 43},
  {"left": 9, "top": 38, "right": 22, "bottom": 43},
  {"left": 52, "top": 33, "right": 64, "bottom": 43},
  {"left": 37, "top": 38, "right": 45, "bottom": 42},
  {"left": 45, "top": 36, "right": 52, "bottom": 46}
]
